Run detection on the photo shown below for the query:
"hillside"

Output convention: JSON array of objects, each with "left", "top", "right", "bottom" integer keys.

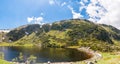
[{"left": 5, "top": 19, "right": 120, "bottom": 51}]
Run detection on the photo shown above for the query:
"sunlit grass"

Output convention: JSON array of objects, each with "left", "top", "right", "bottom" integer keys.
[
  {"left": 46, "top": 30, "right": 67, "bottom": 39},
  {"left": 67, "top": 46, "right": 80, "bottom": 48},
  {"left": 73, "top": 52, "right": 120, "bottom": 64},
  {"left": 97, "top": 52, "right": 120, "bottom": 64},
  {"left": 0, "top": 59, "right": 12, "bottom": 64},
  {"left": 0, "top": 42, "right": 34, "bottom": 47}
]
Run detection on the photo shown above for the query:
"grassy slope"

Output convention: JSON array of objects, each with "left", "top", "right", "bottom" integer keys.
[
  {"left": 46, "top": 30, "right": 67, "bottom": 39},
  {"left": 1, "top": 19, "right": 120, "bottom": 51},
  {"left": 0, "top": 59, "right": 12, "bottom": 64}
]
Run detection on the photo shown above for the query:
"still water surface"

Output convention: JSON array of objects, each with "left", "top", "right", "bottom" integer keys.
[{"left": 0, "top": 46, "right": 91, "bottom": 63}]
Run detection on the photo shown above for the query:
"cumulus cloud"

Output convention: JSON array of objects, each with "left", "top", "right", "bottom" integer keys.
[
  {"left": 26, "top": 0, "right": 120, "bottom": 29},
  {"left": 97, "top": 0, "right": 120, "bottom": 29},
  {"left": 27, "top": 16, "right": 43, "bottom": 24},
  {"left": 79, "top": 0, "right": 120, "bottom": 29},
  {"left": 86, "top": 1, "right": 107, "bottom": 22},
  {"left": 68, "top": 6, "right": 83, "bottom": 19},
  {"left": 49, "top": 0, "right": 55, "bottom": 5},
  {"left": 34, "top": 17, "right": 43, "bottom": 24},
  {"left": 27, "top": 17, "right": 34, "bottom": 23},
  {"left": 79, "top": 0, "right": 89, "bottom": 11}
]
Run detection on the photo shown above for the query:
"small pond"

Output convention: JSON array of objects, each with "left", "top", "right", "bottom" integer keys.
[{"left": 0, "top": 46, "right": 92, "bottom": 63}]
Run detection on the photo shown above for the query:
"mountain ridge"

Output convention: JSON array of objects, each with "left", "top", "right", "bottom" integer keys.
[{"left": 2, "top": 19, "right": 120, "bottom": 51}]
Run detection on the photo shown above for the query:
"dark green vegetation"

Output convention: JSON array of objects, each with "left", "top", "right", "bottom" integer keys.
[
  {"left": 12, "top": 52, "right": 37, "bottom": 63},
  {"left": 2, "top": 19, "right": 120, "bottom": 52}
]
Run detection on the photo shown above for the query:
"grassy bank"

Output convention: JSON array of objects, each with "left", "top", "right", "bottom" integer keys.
[
  {"left": 97, "top": 52, "right": 120, "bottom": 64},
  {"left": 0, "top": 42, "right": 34, "bottom": 47},
  {"left": 0, "top": 43, "right": 120, "bottom": 64},
  {"left": 66, "top": 47, "right": 120, "bottom": 64},
  {"left": 0, "top": 59, "right": 12, "bottom": 64},
  {"left": 73, "top": 52, "right": 120, "bottom": 64}
]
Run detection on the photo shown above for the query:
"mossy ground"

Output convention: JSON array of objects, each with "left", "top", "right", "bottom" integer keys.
[{"left": 0, "top": 59, "right": 12, "bottom": 64}]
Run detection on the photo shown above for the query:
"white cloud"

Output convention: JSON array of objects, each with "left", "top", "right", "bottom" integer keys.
[
  {"left": 79, "top": 0, "right": 120, "bottom": 29},
  {"left": 34, "top": 17, "right": 43, "bottom": 24},
  {"left": 85, "top": 0, "right": 107, "bottom": 22},
  {"left": 68, "top": 6, "right": 83, "bottom": 19},
  {"left": 79, "top": 0, "right": 88, "bottom": 15},
  {"left": 49, "top": 0, "right": 55, "bottom": 5},
  {"left": 27, "top": 17, "right": 34, "bottom": 23},
  {"left": 97, "top": 0, "right": 120, "bottom": 29},
  {"left": 27, "top": 16, "right": 44, "bottom": 24},
  {"left": 61, "top": 2, "right": 66, "bottom": 7}
]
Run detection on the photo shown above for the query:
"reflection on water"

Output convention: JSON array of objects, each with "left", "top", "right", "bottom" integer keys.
[{"left": 0, "top": 46, "right": 91, "bottom": 63}]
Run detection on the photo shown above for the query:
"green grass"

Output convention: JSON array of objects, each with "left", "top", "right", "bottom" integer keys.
[
  {"left": 72, "top": 52, "right": 120, "bottom": 64},
  {"left": 67, "top": 46, "right": 80, "bottom": 48},
  {"left": 0, "top": 59, "right": 12, "bottom": 64},
  {"left": 0, "top": 42, "right": 34, "bottom": 47},
  {"left": 0, "top": 42, "right": 10, "bottom": 46},
  {"left": 97, "top": 52, "right": 120, "bottom": 64},
  {"left": 0, "top": 42, "right": 120, "bottom": 64},
  {"left": 46, "top": 30, "right": 67, "bottom": 39}
]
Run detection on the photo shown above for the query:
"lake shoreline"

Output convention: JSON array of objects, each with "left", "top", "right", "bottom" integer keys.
[
  {"left": 77, "top": 47, "right": 102, "bottom": 63},
  {"left": 0, "top": 45, "right": 102, "bottom": 64},
  {"left": 40, "top": 47, "right": 102, "bottom": 64},
  {"left": 3, "top": 47, "right": 119, "bottom": 64}
]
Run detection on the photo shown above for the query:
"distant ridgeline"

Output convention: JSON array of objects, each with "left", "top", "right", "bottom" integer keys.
[
  {"left": 1, "top": 19, "right": 120, "bottom": 51},
  {"left": 0, "top": 29, "right": 11, "bottom": 42},
  {"left": 0, "top": 29, "right": 10, "bottom": 33}
]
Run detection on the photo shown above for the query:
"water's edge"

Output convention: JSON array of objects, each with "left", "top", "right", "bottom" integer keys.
[{"left": 38, "top": 47, "right": 102, "bottom": 64}]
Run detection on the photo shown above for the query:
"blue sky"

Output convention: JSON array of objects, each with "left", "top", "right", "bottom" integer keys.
[
  {"left": 0, "top": 0, "right": 77, "bottom": 29},
  {"left": 0, "top": 0, "right": 120, "bottom": 29}
]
